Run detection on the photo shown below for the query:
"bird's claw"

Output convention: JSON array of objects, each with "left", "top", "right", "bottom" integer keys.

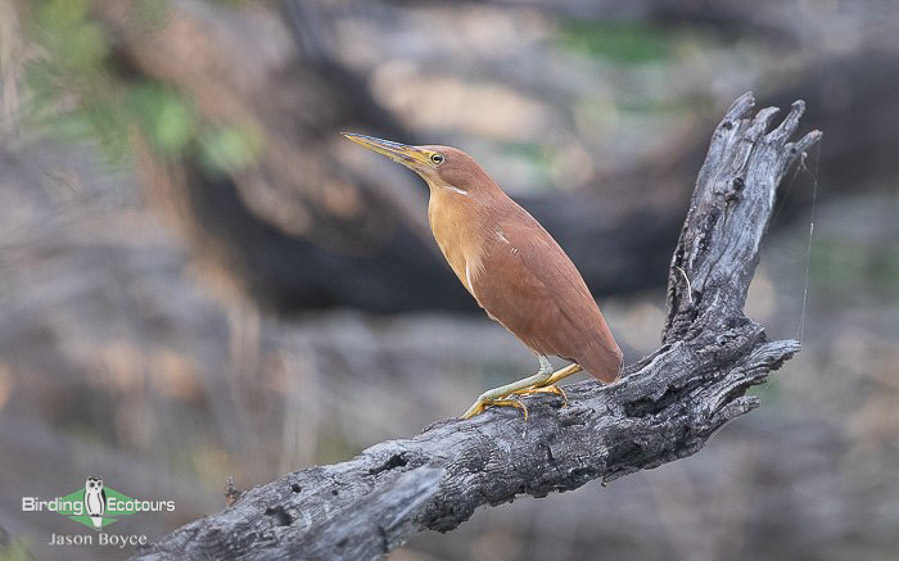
[
  {"left": 461, "top": 396, "right": 529, "bottom": 420},
  {"left": 513, "top": 383, "right": 569, "bottom": 407},
  {"left": 461, "top": 383, "right": 570, "bottom": 419}
]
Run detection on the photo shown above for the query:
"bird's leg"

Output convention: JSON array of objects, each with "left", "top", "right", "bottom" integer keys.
[
  {"left": 526, "top": 363, "right": 583, "bottom": 388},
  {"left": 461, "top": 355, "right": 554, "bottom": 419},
  {"left": 511, "top": 363, "right": 584, "bottom": 404}
]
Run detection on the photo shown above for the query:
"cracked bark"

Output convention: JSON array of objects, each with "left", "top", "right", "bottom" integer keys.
[{"left": 128, "top": 93, "right": 821, "bottom": 561}]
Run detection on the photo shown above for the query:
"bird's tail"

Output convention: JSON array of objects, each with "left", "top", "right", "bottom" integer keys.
[
  {"left": 580, "top": 341, "right": 623, "bottom": 384},
  {"left": 90, "top": 515, "right": 103, "bottom": 530}
]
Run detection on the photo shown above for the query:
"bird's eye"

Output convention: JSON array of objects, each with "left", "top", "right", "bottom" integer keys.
[{"left": 430, "top": 153, "right": 445, "bottom": 165}]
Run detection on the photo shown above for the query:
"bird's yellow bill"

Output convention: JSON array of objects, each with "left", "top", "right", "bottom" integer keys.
[{"left": 342, "top": 133, "right": 430, "bottom": 168}]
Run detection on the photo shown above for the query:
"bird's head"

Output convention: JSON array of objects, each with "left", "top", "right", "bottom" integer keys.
[{"left": 342, "top": 133, "right": 495, "bottom": 196}]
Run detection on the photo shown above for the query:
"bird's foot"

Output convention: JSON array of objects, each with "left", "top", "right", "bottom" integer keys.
[
  {"left": 461, "top": 395, "right": 529, "bottom": 420},
  {"left": 512, "top": 383, "right": 569, "bottom": 407}
]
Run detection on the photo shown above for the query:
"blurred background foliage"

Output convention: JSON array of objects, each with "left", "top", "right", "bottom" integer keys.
[
  {"left": 558, "top": 21, "right": 676, "bottom": 64},
  {"left": 24, "top": 0, "right": 261, "bottom": 172},
  {"left": 1, "top": 0, "right": 898, "bottom": 560}
]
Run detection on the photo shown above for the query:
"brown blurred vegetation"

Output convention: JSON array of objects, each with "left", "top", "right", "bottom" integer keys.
[{"left": 1, "top": 1, "right": 898, "bottom": 560}]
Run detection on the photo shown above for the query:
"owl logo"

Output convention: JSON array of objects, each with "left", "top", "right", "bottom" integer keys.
[{"left": 83, "top": 476, "right": 107, "bottom": 530}]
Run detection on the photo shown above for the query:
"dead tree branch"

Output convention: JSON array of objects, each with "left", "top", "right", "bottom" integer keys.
[{"left": 128, "top": 93, "right": 820, "bottom": 561}]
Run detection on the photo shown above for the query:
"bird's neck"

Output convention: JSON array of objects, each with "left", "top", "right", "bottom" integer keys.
[{"left": 426, "top": 184, "right": 504, "bottom": 290}]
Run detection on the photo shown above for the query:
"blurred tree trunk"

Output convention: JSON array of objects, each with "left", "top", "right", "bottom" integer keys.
[
  {"left": 89, "top": 0, "right": 691, "bottom": 314},
  {"left": 90, "top": 0, "right": 474, "bottom": 313},
  {"left": 87, "top": 0, "right": 897, "bottom": 315}
]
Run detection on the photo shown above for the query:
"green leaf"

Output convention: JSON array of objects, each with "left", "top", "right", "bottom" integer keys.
[
  {"left": 127, "top": 83, "right": 197, "bottom": 155},
  {"left": 199, "top": 124, "right": 263, "bottom": 174},
  {"left": 557, "top": 21, "right": 671, "bottom": 64},
  {"left": 35, "top": 0, "right": 90, "bottom": 31}
]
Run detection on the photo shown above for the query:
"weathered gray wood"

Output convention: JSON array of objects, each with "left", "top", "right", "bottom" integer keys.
[{"left": 128, "top": 93, "right": 820, "bottom": 561}]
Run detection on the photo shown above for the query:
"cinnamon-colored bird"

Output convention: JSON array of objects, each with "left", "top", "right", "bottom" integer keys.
[{"left": 344, "top": 134, "right": 623, "bottom": 419}]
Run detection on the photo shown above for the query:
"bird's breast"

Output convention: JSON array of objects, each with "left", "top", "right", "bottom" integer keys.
[{"left": 427, "top": 192, "right": 489, "bottom": 296}]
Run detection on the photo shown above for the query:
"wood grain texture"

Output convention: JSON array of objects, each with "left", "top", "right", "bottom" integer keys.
[{"left": 128, "top": 93, "right": 820, "bottom": 561}]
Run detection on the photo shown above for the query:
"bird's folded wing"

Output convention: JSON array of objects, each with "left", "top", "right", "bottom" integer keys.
[{"left": 470, "top": 210, "right": 619, "bottom": 371}]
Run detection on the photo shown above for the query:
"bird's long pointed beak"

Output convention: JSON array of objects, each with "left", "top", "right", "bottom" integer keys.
[{"left": 342, "top": 133, "right": 430, "bottom": 169}]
